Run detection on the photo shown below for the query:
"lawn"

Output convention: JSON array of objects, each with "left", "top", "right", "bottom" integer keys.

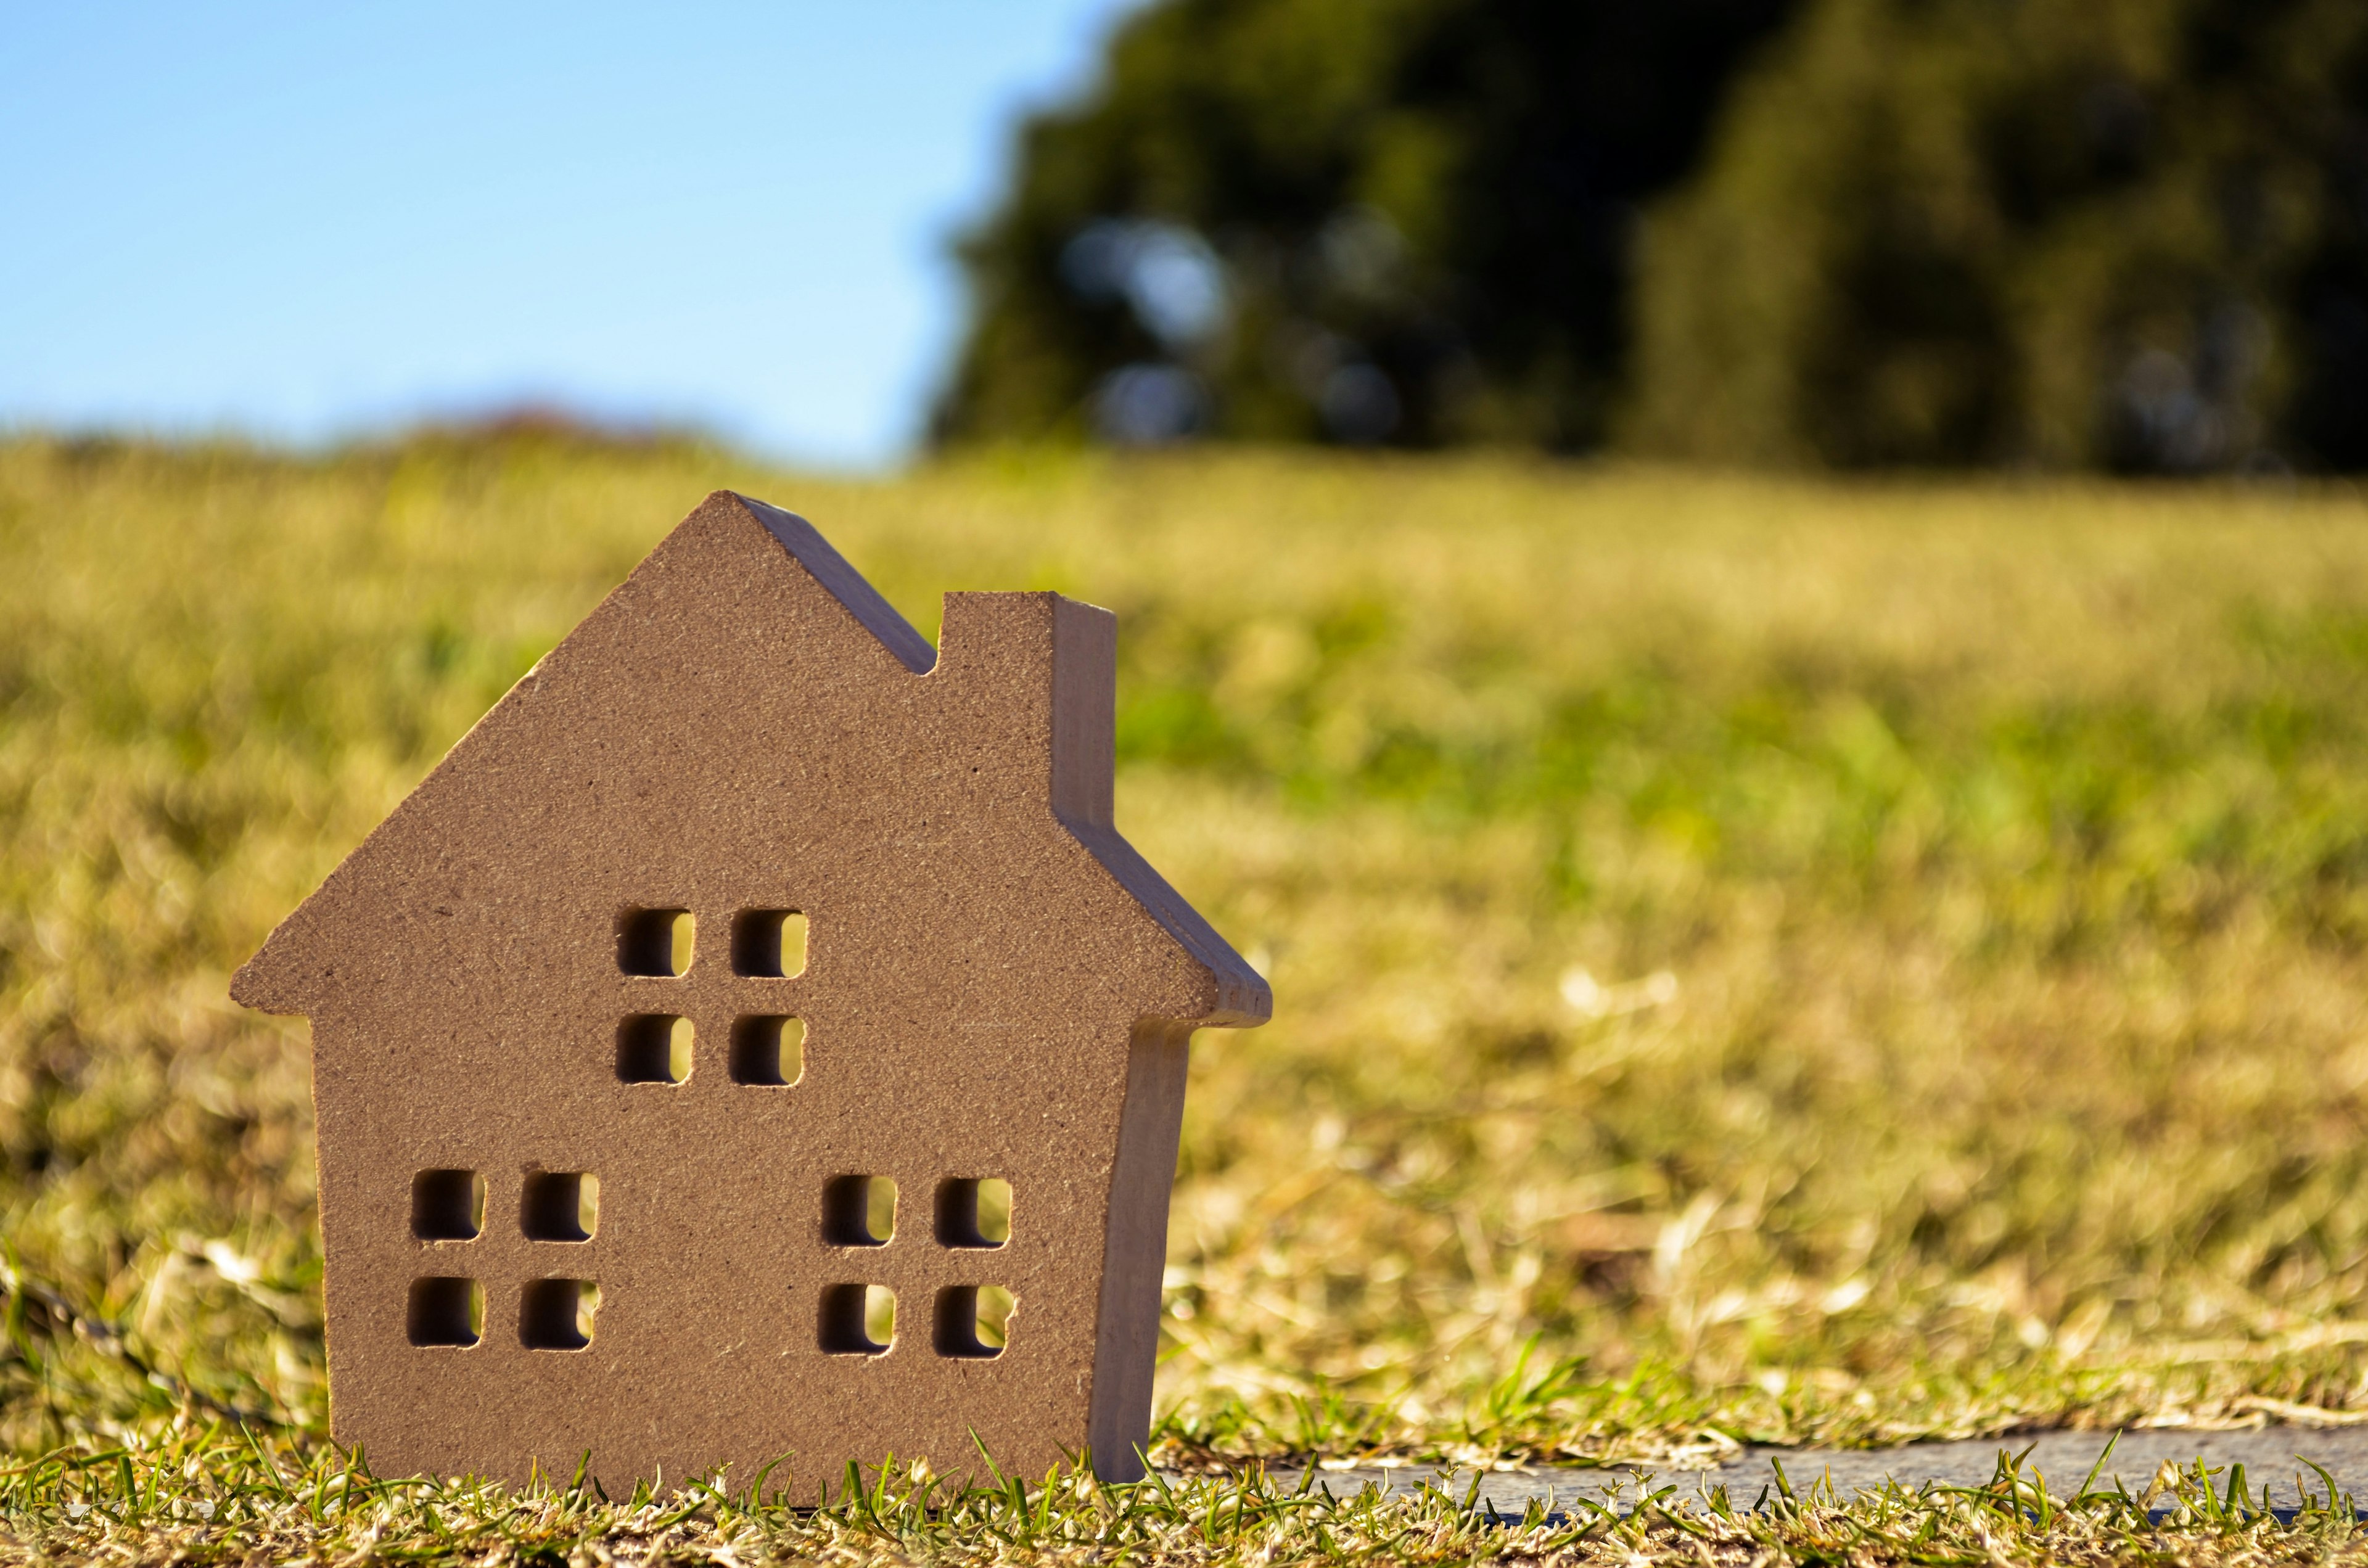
[{"left": 6, "top": 433, "right": 2368, "bottom": 1561}]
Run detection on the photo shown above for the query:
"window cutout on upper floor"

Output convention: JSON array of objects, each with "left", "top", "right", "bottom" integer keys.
[
  {"left": 936, "top": 1178, "right": 1011, "bottom": 1249},
  {"left": 731, "top": 910, "right": 807, "bottom": 977},
  {"left": 617, "top": 1016, "right": 693, "bottom": 1083},
  {"left": 407, "top": 1277, "right": 483, "bottom": 1347},
  {"left": 823, "top": 1175, "right": 897, "bottom": 1246},
  {"left": 519, "top": 1278, "right": 599, "bottom": 1350},
  {"left": 729, "top": 1016, "right": 805, "bottom": 1085},
  {"left": 411, "top": 1169, "right": 485, "bottom": 1241},
  {"left": 818, "top": 1283, "right": 895, "bottom": 1355},
  {"left": 933, "top": 1284, "right": 1015, "bottom": 1358},
  {"left": 618, "top": 909, "right": 694, "bottom": 977},
  {"left": 521, "top": 1171, "right": 598, "bottom": 1242}
]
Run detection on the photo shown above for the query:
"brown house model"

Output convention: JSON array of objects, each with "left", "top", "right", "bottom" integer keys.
[{"left": 231, "top": 492, "right": 1270, "bottom": 1488}]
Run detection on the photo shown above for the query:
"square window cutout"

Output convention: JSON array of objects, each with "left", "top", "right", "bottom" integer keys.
[
  {"left": 818, "top": 1283, "right": 895, "bottom": 1355},
  {"left": 520, "top": 1278, "right": 599, "bottom": 1350},
  {"left": 933, "top": 1284, "right": 1015, "bottom": 1358},
  {"left": 521, "top": 1171, "right": 598, "bottom": 1242},
  {"left": 731, "top": 909, "right": 808, "bottom": 977},
  {"left": 617, "top": 908, "right": 694, "bottom": 977},
  {"left": 730, "top": 1016, "right": 805, "bottom": 1085},
  {"left": 407, "top": 1277, "right": 483, "bottom": 1347},
  {"left": 411, "top": 1169, "right": 485, "bottom": 1241},
  {"left": 823, "top": 1175, "right": 897, "bottom": 1246},
  {"left": 617, "top": 1016, "right": 693, "bottom": 1083},
  {"left": 936, "top": 1178, "right": 1011, "bottom": 1248}
]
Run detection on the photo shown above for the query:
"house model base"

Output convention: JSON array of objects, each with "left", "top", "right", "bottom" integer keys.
[{"left": 232, "top": 492, "right": 1270, "bottom": 1488}]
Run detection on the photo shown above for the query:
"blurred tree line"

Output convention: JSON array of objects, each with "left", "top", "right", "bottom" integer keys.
[{"left": 932, "top": 0, "right": 2368, "bottom": 471}]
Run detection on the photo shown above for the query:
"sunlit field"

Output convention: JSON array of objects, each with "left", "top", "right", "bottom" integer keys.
[{"left": 8, "top": 434, "right": 2368, "bottom": 1559}]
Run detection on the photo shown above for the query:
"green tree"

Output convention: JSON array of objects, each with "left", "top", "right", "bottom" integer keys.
[
  {"left": 931, "top": 0, "right": 1799, "bottom": 449},
  {"left": 1624, "top": 0, "right": 2368, "bottom": 470}
]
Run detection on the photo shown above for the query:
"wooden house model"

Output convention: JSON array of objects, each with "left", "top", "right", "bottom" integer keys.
[{"left": 231, "top": 491, "right": 1270, "bottom": 1487}]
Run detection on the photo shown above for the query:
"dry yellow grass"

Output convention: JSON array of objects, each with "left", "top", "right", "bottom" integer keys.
[{"left": 6, "top": 435, "right": 2368, "bottom": 1484}]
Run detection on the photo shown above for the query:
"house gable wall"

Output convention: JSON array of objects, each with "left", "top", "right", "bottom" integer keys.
[{"left": 234, "top": 493, "right": 1267, "bottom": 1485}]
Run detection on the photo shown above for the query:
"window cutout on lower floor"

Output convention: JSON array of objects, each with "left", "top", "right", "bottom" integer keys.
[
  {"left": 935, "top": 1177, "right": 1011, "bottom": 1247},
  {"left": 411, "top": 1168, "right": 485, "bottom": 1241},
  {"left": 519, "top": 1278, "right": 599, "bottom": 1350},
  {"left": 823, "top": 1174, "right": 897, "bottom": 1245},
  {"left": 818, "top": 1283, "right": 895, "bottom": 1355},
  {"left": 617, "top": 908, "right": 694, "bottom": 976},
  {"left": 934, "top": 1285, "right": 1015, "bottom": 1358},
  {"left": 407, "top": 1277, "right": 483, "bottom": 1347},
  {"left": 617, "top": 1016, "right": 693, "bottom": 1083},
  {"left": 729, "top": 1016, "right": 805, "bottom": 1085},
  {"left": 521, "top": 1171, "right": 598, "bottom": 1242}
]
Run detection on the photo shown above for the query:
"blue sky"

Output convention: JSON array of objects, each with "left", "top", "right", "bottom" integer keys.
[{"left": 1, "top": 2, "right": 1140, "bottom": 467}]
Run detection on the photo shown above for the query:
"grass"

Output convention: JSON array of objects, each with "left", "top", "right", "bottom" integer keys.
[
  {"left": 10, "top": 1424, "right": 2368, "bottom": 1567},
  {"left": 7, "top": 431, "right": 2368, "bottom": 1559}
]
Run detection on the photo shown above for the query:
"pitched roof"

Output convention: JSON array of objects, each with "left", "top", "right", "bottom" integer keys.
[{"left": 232, "top": 490, "right": 1270, "bottom": 1030}]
